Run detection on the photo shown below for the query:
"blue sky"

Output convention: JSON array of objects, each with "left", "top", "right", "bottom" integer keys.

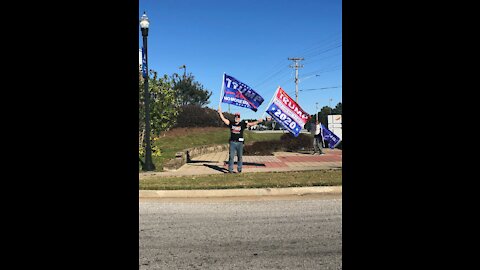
[{"left": 139, "top": 0, "right": 342, "bottom": 120}]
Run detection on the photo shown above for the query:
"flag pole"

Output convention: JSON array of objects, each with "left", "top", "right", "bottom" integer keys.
[
  {"left": 262, "top": 86, "right": 280, "bottom": 119},
  {"left": 218, "top": 72, "right": 225, "bottom": 109}
]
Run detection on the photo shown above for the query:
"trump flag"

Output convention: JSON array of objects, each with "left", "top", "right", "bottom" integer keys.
[
  {"left": 266, "top": 87, "right": 311, "bottom": 137},
  {"left": 221, "top": 74, "right": 264, "bottom": 112},
  {"left": 321, "top": 123, "right": 341, "bottom": 149}
]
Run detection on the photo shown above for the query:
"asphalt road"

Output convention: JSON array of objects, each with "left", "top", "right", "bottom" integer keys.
[{"left": 139, "top": 194, "right": 342, "bottom": 269}]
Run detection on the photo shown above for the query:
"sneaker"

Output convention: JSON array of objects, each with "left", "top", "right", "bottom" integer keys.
[{"left": 238, "top": 170, "right": 242, "bottom": 173}]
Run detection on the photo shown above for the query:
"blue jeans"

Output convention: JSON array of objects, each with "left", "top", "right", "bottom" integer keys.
[{"left": 229, "top": 141, "right": 243, "bottom": 172}]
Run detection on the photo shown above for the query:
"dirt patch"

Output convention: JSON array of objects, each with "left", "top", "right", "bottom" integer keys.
[{"left": 160, "top": 127, "right": 226, "bottom": 137}]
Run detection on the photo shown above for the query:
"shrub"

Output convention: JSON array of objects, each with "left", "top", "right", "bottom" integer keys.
[
  {"left": 243, "top": 141, "right": 283, "bottom": 156},
  {"left": 175, "top": 105, "right": 235, "bottom": 128},
  {"left": 280, "top": 133, "right": 313, "bottom": 151},
  {"left": 334, "top": 141, "right": 342, "bottom": 150},
  {"left": 243, "top": 133, "right": 314, "bottom": 155}
]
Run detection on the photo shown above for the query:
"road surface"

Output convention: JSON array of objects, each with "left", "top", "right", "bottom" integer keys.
[{"left": 139, "top": 194, "right": 342, "bottom": 269}]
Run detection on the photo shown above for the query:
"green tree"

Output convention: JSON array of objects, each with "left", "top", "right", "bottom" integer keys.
[
  {"left": 172, "top": 73, "right": 212, "bottom": 107},
  {"left": 139, "top": 70, "right": 180, "bottom": 138},
  {"left": 306, "top": 106, "right": 331, "bottom": 130},
  {"left": 332, "top": 102, "right": 342, "bottom": 115},
  {"left": 306, "top": 102, "right": 342, "bottom": 130}
]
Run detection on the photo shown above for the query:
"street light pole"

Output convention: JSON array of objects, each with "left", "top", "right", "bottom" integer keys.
[
  {"left": 329, "top": 98, "right": 333, "bottom": 115},
  {"left": 140, "top": 12, "right": 155, "bottom": 171},
  {"left": 179, "top": 64, "right": 186, "bottom": 79}
]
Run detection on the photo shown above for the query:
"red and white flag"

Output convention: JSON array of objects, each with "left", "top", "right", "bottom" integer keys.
[{"left": 265, "top": 87, "right": 311, "bottom": 137}]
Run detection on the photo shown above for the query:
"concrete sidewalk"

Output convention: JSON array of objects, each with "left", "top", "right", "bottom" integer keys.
[
  {"left": 140, "top": 186, "right": 342, "bottom": 198},
  {"left": 139, "top": 149, "right": 342, "bottom": 198},
  {"left": 139, "top": 149, "right": 342, "bottom": 178}
]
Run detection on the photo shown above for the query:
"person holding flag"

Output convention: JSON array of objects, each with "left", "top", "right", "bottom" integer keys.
[
  {"left": 311, "top": 120, "right": 325, "bottom": 155},
  {"left": 218, "top": 106, "right": 263, "bottom": 173}
]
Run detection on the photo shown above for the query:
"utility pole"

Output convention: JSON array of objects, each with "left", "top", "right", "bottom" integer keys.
[
  {"left": 288, "top": 57, "right": 304, "bottom": 103},
  {"left": 315, "top": 102, "right": 319, "bottom": 122}
]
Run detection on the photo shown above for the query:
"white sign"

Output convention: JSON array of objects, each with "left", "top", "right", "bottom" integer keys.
[
  {"left": 328, "top": 115, "right": 342, "bottom": 124},
  {"left": 327, "top": 114, "right": 342, "bottom": 140}
]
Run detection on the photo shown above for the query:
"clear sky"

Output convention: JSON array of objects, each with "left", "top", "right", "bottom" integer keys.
[{"left": 139, "top": 0, "right": 342, "bottom": 120}]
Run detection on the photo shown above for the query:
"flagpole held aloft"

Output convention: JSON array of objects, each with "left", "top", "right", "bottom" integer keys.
[
  {"left": 262, "top": 86, "right": 280, "bottom": 119},
  {"left": 218, "top": 72, "right": 225, "bottom": 109}
]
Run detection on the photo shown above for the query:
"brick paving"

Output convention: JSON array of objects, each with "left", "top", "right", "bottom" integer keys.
[{"left": 140, "top": 149, "right": 342, "bottom": 178}]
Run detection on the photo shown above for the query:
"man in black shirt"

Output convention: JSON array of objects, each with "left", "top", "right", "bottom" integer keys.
[{"left": 218, "top": 106, "right": 263, "bottom": 173}]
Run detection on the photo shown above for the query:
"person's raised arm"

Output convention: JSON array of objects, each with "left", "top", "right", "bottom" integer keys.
[
  {"left": 218, "top": 106, "right": 230, "bottom": 125},
  {"left": 247, "top": 118, "right": 264, "bottom": 127}
]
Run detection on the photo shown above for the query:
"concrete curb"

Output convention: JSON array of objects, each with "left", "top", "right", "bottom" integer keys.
[{"left": 139, "top": 186, "right": 341, "bottom": 198}]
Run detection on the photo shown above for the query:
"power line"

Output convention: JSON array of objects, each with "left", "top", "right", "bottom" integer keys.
[
  {"left": 250, "top": 32, "right": 341, "bottom": 90},
  {"left": 293, "top": 32, "right": 342, "bottom": 57},
  {"left": 303, "top": 43, "right": 342, "bottom": 59},
  {"left": 299, "top": 86, "right": 342, "bottom": 92},
  {"left": 301, "top": 65, "right": 342, "bottom": 77},
  {"left": 251, "top": 59, "right": 289, "bottom": 86},
  {"left": 253, "top": 66, "right": 291, "bottom": 89},
  {"left": 302, "top": 50, "right": 342, "bottom": 66}
]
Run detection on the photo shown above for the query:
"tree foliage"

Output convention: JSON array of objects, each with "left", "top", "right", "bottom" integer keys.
[
  {"left": 139, "top": 70, "right": 180, "bottom": 137},
  {"left": 172, "top": 73, "right": 212, "bottom": 107},
  {"left": 306, "top": 102, "right": 342, "bottom": 130},
  {"left": 175, "top": 104, "right": 227, "bottom": 128},
  {"left": 332, "top": 102, "right": 342, "bottom": 115}
]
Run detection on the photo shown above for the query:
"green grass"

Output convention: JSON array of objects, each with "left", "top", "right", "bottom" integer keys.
[
  {"left": 144, "top": 128, "right": 286, "bottom": 171},
  {"left": 139, "top": 169, "right": 341, "bottom": 190}
]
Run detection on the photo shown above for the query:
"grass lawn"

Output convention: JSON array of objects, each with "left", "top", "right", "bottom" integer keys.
[
  {"left": 139, "top": 169, "right": 341, "bottom": 190},
  {"left": 143, "top": 127, "right": 288, "bottom": 171}
]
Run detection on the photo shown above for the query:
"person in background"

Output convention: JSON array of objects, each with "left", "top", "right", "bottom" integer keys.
[{"left": 311, "top": 120, "right": 325, "bottom": 155}]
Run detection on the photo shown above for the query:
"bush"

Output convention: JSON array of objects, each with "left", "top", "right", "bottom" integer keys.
[
  {"left": 243, "top": 141, "right": 283, "bottom": 156},
  {"left": 243, "top": 133, "right": 314, "bottom": 155},
  {"left": 334, "top": 141, "right": 342, "bottom": 150},
  {"left": 175, "top": 105, "right": 235, "bottom": 128},
  {"left": 280, "top": 133, "right": 313, "bottom": 151}
]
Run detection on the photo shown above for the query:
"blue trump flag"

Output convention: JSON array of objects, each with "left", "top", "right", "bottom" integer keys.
[
  {"left": 321, "top": 123, "right": 341, "bottom": 149},
  {"left": 221, "top": 74, "right": 264, "bottom": 112},
  {"left": 141, "top": 47, "right": 147, "bottom": 78}
]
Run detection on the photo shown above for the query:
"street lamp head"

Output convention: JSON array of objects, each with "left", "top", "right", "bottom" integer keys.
[{"left": 140, "top": 12, "right": 150, "bottom": 29}]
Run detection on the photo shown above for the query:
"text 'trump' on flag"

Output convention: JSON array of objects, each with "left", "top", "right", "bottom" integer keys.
[{"left": 221, "top": 74, "right": 264, "bottom": 112}]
